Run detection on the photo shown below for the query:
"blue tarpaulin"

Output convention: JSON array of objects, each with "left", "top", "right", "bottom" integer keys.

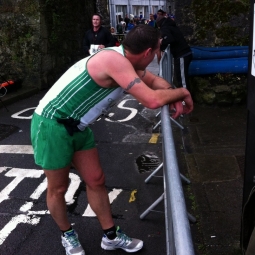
[{"left": 189, "top": 46, "right": 249, "bottom": 75}]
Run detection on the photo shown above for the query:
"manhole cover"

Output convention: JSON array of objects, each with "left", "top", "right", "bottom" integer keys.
[
  {"left": 0, "top": 124, "right": 19, "bottom": 141},
  {"left": 136, "top": 153, "right": 160, "bottom": 173}
]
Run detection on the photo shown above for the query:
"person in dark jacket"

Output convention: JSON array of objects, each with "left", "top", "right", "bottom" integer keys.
[
  {"left": 83, "top": 14, "right": 115, "bottom": 56},
  {"left": 148, "top": 14, "right": 157, "bottom": 28},
  {"left": 156, "top": 15, "right": 193, "bottom": 91}
]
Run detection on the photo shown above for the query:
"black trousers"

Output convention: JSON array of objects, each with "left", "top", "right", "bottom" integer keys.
[{"left": 174, "top": 53, "right": 193, "bottom": 91}]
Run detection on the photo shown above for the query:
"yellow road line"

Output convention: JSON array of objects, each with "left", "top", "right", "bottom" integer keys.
[
  {"left": 129, "top": 189, "right": 137, "bottom": 203},
  {"left": 149, "top": 133, "right": 160, "bottom": 143}
]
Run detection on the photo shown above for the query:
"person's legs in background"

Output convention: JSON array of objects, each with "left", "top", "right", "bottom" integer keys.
[{"left": 174, "top": 53, "right": 193, "bottom": 91}]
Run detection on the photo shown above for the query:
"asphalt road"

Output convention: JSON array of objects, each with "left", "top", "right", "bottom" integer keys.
[{"left": 0, "top": 90, "right": 167, "bottom": 255}]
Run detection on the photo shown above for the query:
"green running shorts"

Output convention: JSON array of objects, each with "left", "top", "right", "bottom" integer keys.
[{"left": 31, "top": 113, "right": 95, "bottom": 170}]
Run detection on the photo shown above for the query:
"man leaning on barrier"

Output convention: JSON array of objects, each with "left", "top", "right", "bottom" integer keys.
[{"left": 30, "top": 24, "right": 193, "bottom": 255}]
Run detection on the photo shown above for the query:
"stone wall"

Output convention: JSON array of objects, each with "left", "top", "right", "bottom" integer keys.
[
  {"left": 175, "top": 0, "right": 249, "bottom": 47},
  {"left": 0, "top": 0, "right": 40, "bottom": 88},
  {"left": 174, "top": 0, "right": 249, "bottom": 105},
  {"left": 0, "top": 0, "right": 99, "bottom": 90},
  {"left": 39, "top": 0, "right": 95, "bottom": 89}
]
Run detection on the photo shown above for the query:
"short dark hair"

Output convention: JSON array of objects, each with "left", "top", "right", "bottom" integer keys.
[
  {"left": 157, "top": 9, "right": 166, "bottom": 15},
  {"left": 92, "top": 13, "right": 102, "bottom": 20},
  {"left": 122, "top": 25, "right": 160, "bottom": 54}
]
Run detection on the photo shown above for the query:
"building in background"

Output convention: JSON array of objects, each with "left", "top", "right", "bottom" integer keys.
[{"left": 108, "top": 0, "right": 175, "bottom": 31}]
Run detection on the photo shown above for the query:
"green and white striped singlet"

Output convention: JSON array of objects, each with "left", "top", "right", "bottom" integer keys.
[{"left": 35, "top": 46, "right": 126, "bottom": 130}]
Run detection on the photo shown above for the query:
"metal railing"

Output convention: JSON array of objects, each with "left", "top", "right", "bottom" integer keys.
[{"left": 140, "top": 45, "right": 195, "bottom": 255}]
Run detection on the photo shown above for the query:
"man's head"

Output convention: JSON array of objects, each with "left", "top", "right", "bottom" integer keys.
[
  {"left": 92, "top": 14, "right": 102, "bottom": 28},
  {"left": 149, "top": 14, "right": 154, "bottom": 20},
  {"left": 156, "top": 15, "right": 166, "bottom": 28},
  {"left": 157, "top": 9, "right": 166, "bottom": 17},
  {"left": 122, "top": 24, "right": 160, "bottom": 55}
]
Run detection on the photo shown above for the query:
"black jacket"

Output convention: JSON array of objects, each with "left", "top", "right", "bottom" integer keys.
[
  {"left": 158, "top": 18, "right": 191, "bottom": 58},
  {"left": 83, "top": 26, "right": 115, "bottom": 55}
]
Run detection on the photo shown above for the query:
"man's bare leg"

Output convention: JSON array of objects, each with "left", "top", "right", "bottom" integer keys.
[
  {"left": 44, "top": 166, "right": 71, "bottom": 230},
  {"left": 72, "top": 148, "right": 114, "bottom": 229},
  {"left": 73, "top": 148, "right": 143, "bottom": 253}
]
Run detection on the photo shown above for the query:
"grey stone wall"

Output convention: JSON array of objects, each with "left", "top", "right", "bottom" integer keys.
[
  {"left": 175, "top": 0, "right": 249, "bottom": 47},
  {"left": 0, "top": 0, "right": 97, "bottom": 90},
  {"left": 39, "top": 0, "right": 95, "bottom": 89},
  {"left": 0, "top": 0, "right": 40, "bottom": 88},
  {"left": 172, "top": 0, "right": 249, "bottom": 105}
]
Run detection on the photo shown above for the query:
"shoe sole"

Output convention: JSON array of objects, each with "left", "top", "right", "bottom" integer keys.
[{"left": 101, "top": 241, "right": 143, "bottom": 253}]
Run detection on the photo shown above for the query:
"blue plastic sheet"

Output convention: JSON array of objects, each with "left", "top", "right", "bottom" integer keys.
[{"left": 189, "top": 46, "right": 249, "bottom": 75}]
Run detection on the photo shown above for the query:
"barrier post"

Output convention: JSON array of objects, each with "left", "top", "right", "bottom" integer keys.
[
  {"left": 241, "top": 0, "right": 255, "bottom": 253},
  {"left": 140, "top": 45, "right": 195, "bottom": 254}
]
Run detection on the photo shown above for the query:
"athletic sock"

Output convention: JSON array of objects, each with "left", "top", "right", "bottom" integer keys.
[
  {"left": 61, "top": 226, "right": 73, "bottom": 236},
  {"left": 103, "top": 226, "right": 117, "bottom": 240}
]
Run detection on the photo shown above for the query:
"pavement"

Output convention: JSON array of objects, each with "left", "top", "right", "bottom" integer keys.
[{"left": 0, "top": 57, "right": 247, "bottom": 255}]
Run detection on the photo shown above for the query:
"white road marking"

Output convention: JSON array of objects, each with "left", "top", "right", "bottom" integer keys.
[
  {"left": 30, "top": 178, "right": 47, "bottom": 200},
  {"left": 0, "top": 168, "right": 43, "bottom": 204},
  {"left": 0, "top": 168, "right": 124, "bottom": 244},
  {"left": 0, "top": 145, "right": 33, "bottom": 154},
  {"left": 83, "top": 188, "right": 123, "bottom": 217},
  {"left": 0, "top": 167, "right": 7, "bottom": 173},
  {"left": 11, "top": 99, "right": 138, "bottom": 122},
  {"left": 65, "top": 173, "right": 82, "bottom": 205},
  {"left": 20, "top": 202, "right": 34, "bottom": 212},
  {"left": 0, "top": 214, "right": 40, "bottom": 245},
  {"left": 105, "top": 99, "right": 138, "bottom": 122},
  {"left": 11, "top": 107, "right": 36, "bottom": 119}
]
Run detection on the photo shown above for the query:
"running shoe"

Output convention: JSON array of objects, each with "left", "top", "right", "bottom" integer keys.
[
  {"left": 61, "top": 229, "right": 85, "bottom": 255},
  {"left": 101, "top": 226, "right": 143, "bottom": 253}
]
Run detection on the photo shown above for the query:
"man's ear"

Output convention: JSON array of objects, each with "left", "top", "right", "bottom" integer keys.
[{"left": 144, "top": 48, "right": 152, "bottom": 58}]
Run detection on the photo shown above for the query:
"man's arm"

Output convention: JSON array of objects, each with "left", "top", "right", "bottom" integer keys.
[
  {"left": 160, "top": 27, "right": 175, "bottom": 51},
  {"left": 87, "top": 50, "right": 193, "bottom": 116},
  {"left": 137, "top": 69, "right": 174, "bottom": 90}
]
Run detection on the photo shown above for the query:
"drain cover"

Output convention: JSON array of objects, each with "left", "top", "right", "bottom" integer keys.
[{"left": 136, "top": 153, "right": 160, "bottom": 173}]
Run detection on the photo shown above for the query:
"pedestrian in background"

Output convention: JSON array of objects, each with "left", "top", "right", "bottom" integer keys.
[
  {"left": 83, "top": 13, "right": 115, "bottom": 56},
  {"left": 157, "top": 9, "right": 167, "bottom": 18},
  {"left": 139, "top": 12, "right": 143, "bottom": 20},
  {"left": 124, "top": 14, "right": 130, "bottom": 30},
  {"left": 127, "top": 19, "right": 135, "bottom": 31},
  {"left": 148, "top": 13, "right": 157, "bottom": 28},
  {"left": 133, "top": 16, "right": 140, "bottom": 25},
  {"left": 156, "top": 11, "right": 192, "bottom": 90}
]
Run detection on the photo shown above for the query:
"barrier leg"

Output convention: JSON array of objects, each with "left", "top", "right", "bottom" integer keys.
[
  {"left": 188, "top": 212, "right": 197, "bottom": 223},
  {"left": 145, "top": 163, "right": 163, "bottom": 183},
  {"left": 153, "top": 120, "right": 161, "bottom": 130},
  {"left": 146, "top": 162, "right": 191, "bottom": 185},
  {"left": 140, "top": 193, "right": 164, "bottom": 219},
  {"left": 140, "top": 192, "right": 197, "bottom": 223}
]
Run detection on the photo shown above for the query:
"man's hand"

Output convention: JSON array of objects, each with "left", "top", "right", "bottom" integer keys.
[
  {"left": 169, "top": 94, "right": 193, "bottom": 119},
  {"left": 98, "top": 44, "right": 105, "bottom": 49}
]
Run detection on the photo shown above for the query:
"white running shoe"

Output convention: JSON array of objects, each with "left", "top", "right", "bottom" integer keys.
[
  {"left": 61, "top": 229, "right": 85, "bottom": 255},
  {"left": 101, "top": 226, "right": 143, "bottom": 253}
]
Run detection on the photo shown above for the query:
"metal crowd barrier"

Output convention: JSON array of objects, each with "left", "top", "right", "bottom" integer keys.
[{"left": 140, "top": 45, "right": 195, "bottom": 255}]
